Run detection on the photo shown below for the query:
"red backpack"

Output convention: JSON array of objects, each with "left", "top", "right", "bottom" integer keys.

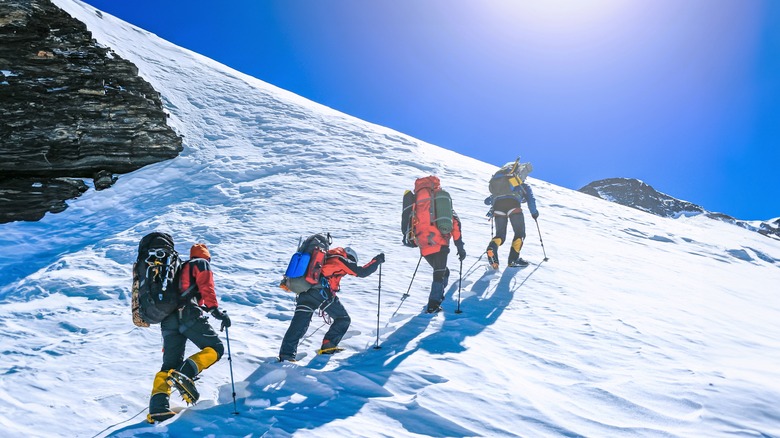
[{"left": 405, "top": 176, "right": 454, "bottom": 249}]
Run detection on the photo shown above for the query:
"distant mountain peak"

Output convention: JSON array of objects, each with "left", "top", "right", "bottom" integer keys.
[
  {"left": 579, "top": 177, "right": 705, "bottom": 218},
  {"left": 579, "top": 177, "right": 780, "bottom": 240}
]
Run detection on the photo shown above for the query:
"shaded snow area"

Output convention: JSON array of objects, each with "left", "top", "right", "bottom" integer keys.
[{"left": 1, "top": 1, "right": 779, "bottom": 437}]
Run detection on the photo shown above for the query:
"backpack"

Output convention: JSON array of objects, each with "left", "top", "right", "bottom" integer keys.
[
  {"left": 131, "top": 232, "right": 183, "bottom": 326},
  {"left": 410, "top": 176, "right": 454, "bottom": 239},
  {"left": 401, "top": 190, "right": 417, "bottom": 247},
  {"left": 489, "top": 161, "right": 533, "bottom": 197},
  {"left": 280, "top": 233, "right": 331, "bottom": 293}
]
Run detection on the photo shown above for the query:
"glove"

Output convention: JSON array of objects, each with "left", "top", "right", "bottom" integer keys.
[
  {"left": 211, "top": 308, "right": 232, "bottom": 331},
  {"left": 532, "top": 211, "right": 539, "bottom": 220},
  {"left": 484, "top": 196, "right": 493, "bottom": 206},
  {"left": 455, "top": 240, "right": 466, "bottom": 261},
  {"left": 373, "top": 253, "right": 385, "bottom": 264}
]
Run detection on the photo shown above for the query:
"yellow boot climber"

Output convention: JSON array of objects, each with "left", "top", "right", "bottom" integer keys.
[
  {"left": 485, "top": 237, "right": 502, "bottom": 270},
  {"left": 147, "top": 371, "right": 175, "bottom": 423},
  {"left": 507, "top": 237, "right": 528, "bottom": 267},
  {"left": 147, "top": 347, "right": 220, "bottom": 423},
  {"left": 168, "top": 346, "right": 220, "bottom": 405}
]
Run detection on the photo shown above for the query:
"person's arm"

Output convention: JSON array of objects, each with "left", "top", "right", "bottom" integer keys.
[
  {"left": 451, "top": 211, "right": 463, "bottom": 242},
  {"left": 345, "top": 254, "right": 384, "bottom": 278},
  {"left": 452, "top": 212, "right": 466, "bottom": 260},
  {"left": 191, "top": 259, "right": 218, "bottom": 309},
  {"left": 522, "top": 184, "right": 539, "bottom": 218}
]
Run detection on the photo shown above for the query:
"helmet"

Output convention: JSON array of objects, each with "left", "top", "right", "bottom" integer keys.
[{"left": 344, "top": 247, "right": 358, "bottom": 264}]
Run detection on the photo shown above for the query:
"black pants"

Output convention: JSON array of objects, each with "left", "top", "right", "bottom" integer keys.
[
  {"left": 424, "top": 247, "right": 450, "bottom": 308},
  {"left": 493, "top": 198, "right": 526, "bottom": 244},
  {"left": 160, "top": 304, "right": 224, "bottom": 372},
  {"left": 279, "top": 288, "right": 350, "bottom": 360}
]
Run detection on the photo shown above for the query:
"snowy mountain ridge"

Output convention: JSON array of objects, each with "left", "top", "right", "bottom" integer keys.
[
  {"left": 1, "top": 1, "right": 779, "bottom": 437},
  {"left": 579, "top": 177, "right": 780, "bottom": 240}
]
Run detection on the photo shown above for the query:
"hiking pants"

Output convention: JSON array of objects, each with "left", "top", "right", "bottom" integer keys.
[
  {"left": 491, "top": 198, "right": 526, "bottom": 262},
  {"left": 279, "top": 288, "right": 350, "bottom": 360},
  {"left": 493, "top": 198, "right": 526, "bottom": 244},
  {"left": 160, "top": 304, "right": 224, "bottom": 373},
  {"left": 424, "top": 248, "right": 450, "bottom": 308}
]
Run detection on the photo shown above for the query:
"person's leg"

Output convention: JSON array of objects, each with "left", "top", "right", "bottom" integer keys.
[
  {"left": 279, "top": 289, "right": 325, "bottom": 360},
  {"left": 148, "top": 313, "right": 185, "bottom": 420},
  {"left": 487, "top": 212, "right": 508, "bottom": 269},
  {"left": 178, "top": 305, "right": 224, "bottom": 379},
  {"left": 424, "top": 249, "right": 450, "bottom": 311},
  {"left": 320, "top": 296, "right": 350, "bottom": 351},
  {"left": 507, "top": 211, "right": 527, "bottom": 265}
]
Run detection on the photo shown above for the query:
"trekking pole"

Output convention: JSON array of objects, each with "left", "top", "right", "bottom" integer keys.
[
  {"left": 455, "top": 259, "right": 463, "bottom": 314},
  {"left": 463, "top": 253, "right": 484, "bottom": 280},
  {"left": 534, "top": 218, "right": 549, "bottom": 262},
  {"left": 374, "top": 264, "right": 382, "bottom": 349},
  {"left": 224, "top": 325, "right": 239, "bottom": 415},
  {"left": 391, "top": 255, "right": 422, "bottom": 317},
  {"left": 402, "top": 255, "right": 422, "bottom": 301}
]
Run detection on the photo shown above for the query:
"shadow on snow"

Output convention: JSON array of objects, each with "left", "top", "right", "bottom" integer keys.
[{"left": 110, "top": 260, "right": 578, "bottom": 437}]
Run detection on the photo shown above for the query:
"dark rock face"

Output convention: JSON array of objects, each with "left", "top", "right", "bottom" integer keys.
[
  {"left": 0, "top": 177, "right": 87, "bottom": 222},
  {"left": 579, "top": 178, "right": 780, "bottom": 240},
  {"left": 0, "top": 0, "right": 182, "bottom": 223},
  {"left": 579, "top": 178, "right": 705, "bottom": 218},
  {"left": 758, "top": 218, "right": 780, "bottom": 240}
]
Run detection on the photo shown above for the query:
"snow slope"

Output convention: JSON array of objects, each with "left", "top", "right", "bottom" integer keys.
[{"left": 1, "top": 1, "right": 779, "bottom": 436}]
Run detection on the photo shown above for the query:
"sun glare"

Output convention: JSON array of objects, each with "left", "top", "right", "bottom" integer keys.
[{"left": 486, "top": 0, "right": 630, "bottom": 34}]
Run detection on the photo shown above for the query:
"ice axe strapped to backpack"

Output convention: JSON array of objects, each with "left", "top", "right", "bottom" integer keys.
[{"left": 279, "top": 233, "right": 332, "bottom": 293}]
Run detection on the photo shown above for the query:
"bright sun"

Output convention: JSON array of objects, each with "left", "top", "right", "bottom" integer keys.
[{"left": 486, "top": 0, "right": 630, "bottom": 34}]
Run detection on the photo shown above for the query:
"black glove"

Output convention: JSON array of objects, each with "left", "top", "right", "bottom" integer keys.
[
  {"left": 455, "top": 240, "right": 466, "bottom": 261},
  {"left": 484, "top": 196, "right": 493, "bottom": 206},
  {"left": 211, "top": 308, "right": 232, "bottom": 331},
  {"left": 532, "top": 211, "right": 539, "bottom": 220},
  {"left": 373, "top": 253, "right": 385, "bottom": 264}
]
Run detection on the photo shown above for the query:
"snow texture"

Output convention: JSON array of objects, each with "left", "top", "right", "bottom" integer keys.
[{"left": 0, "top": 1, "right": 779, "bottom": 437}]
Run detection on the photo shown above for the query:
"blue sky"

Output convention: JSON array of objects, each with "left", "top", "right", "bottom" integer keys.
[{"left": 81, "top": 0, "right": 779, "bottom": 220}]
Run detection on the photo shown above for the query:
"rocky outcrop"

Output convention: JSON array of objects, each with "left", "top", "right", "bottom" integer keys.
[
  {"left": 757, "top": 218, "right": 780, "bottom": 240},
  {"left": 0, "top": 177, "right": 87, "bottom": 222},
  {"left": 0, "top": 0, "right": 182, "bottom": 223},
  {"left": 580, "top": 178, "right": 780, "bottom": 240},
  {"left": 579, "top": 178, "right": 705, "bottom": 219}
]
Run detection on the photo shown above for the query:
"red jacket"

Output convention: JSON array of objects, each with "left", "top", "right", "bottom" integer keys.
[
  {"left": 180, "top": 258, "right": 218, "bottom": 309},
  {"left": 416, "top": 211, "right": 462, "bottom": 256},
  {"left": 320, "top": 248, "right": 380, "bottom": 293}
]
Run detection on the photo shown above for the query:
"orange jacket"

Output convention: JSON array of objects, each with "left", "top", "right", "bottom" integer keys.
[
  {"left": 320, "top": 248, "right": 380, "bottom": 293},
  {"left": 416, "top": 212, "right": 462, "bottom": 256}
]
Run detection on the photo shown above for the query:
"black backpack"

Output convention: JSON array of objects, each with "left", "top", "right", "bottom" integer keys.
[
  {"left": 489, "top": 161, "right": 533, "bottom": 197},
  {"left": 132, "top": 232, "right": 182, "bottom": 325},
  {"left": 401, "top": 190, "right": 417, "bottom": 247}
]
